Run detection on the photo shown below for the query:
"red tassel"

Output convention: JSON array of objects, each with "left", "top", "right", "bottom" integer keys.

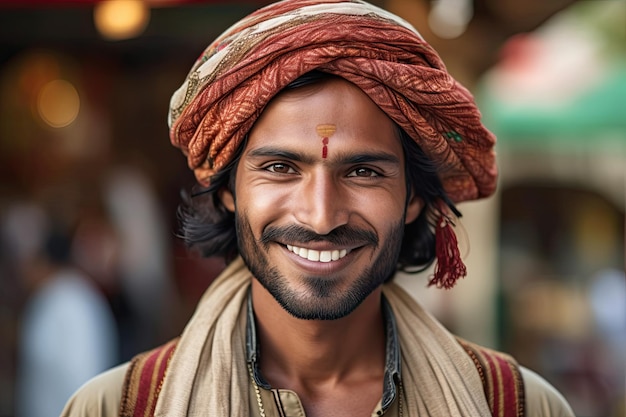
[{"left": 428, "top": 206, "right": 467, "bottom": 289}]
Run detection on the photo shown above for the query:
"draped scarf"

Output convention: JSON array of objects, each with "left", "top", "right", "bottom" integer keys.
[{"left": 154, "top": 258, "right": 491, "bottom": 416}]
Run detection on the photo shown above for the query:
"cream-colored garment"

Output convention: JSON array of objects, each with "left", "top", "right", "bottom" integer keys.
[
  {"left": 59, "top": 257, "right": 575, "bottom": 417},
  {"left": 382, "top": 285, "right": 491, "bottom": 416},
  {"left": 59, "top": 358, "right": 576, "bottom": 416},
  {"left": 154, "top": 258, "right": 251, "bottom": 416},
  {"left": 154, "top": 257, "right": 491, "bottom": 416}
]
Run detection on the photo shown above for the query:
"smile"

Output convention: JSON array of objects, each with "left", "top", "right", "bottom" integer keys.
[{"left": 286, "top": 245, "right": 348, "bottom": 263}]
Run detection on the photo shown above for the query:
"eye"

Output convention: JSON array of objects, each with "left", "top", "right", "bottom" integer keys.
[
  {"left": 265, "top": 163, "right": 296, "bottom": 174},
  {"left": 347, "top": 167, "right": 380, "bottom": 178}
]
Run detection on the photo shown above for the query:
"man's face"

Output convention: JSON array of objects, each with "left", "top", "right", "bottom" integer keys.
[{"left": 222, "top": 77, "right": 422, "bottom": 320}]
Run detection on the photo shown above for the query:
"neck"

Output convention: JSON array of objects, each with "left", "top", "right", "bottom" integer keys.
[{"left": 250, "top": 279, "right": 386, "bottom": 390}]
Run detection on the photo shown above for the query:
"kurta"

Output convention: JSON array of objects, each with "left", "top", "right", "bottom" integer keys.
[{"left": 62, "top": 259, "right": 574, "bottom": 417}]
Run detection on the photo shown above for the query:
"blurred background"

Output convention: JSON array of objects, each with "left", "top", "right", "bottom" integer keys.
[{"left": 0, "top": 0, "right": 623, "bottom": 416}]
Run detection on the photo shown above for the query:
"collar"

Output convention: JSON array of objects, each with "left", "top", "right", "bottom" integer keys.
[{"left": 246, "top": 290, "right": 401, "bottom": 412}]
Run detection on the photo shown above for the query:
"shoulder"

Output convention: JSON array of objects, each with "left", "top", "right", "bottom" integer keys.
[
  {"left": 60, "top": 363, "right": 129, "bottom": 417},
  {"left": 454, "top": 337, "right": 574, "bottom": 416},
  {"left": 520, "top": 366, "right": 575, "bottom": 417}
]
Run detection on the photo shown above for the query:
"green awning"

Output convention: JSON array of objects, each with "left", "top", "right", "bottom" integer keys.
[{"left": 479, "top": 61, "right": 626, "bottom": 148}]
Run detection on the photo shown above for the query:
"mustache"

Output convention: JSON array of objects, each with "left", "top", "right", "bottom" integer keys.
[{"left": 260, "top": 224, "right": 378, "bottom": 248}]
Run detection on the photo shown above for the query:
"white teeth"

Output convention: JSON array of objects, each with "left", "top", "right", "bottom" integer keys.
[
  {"left": 287, "top": 245, "right": 349, "bottom": 262},
  {"left": 307, "top": 250, "right": 320, "bottom": 261}
]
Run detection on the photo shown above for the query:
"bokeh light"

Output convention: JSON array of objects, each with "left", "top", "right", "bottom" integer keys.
[
  {"left": 36, "top": 79, "right": 80, "bottom": 128},
  {"left": 94, "top": 0, "right": 150, "bottom": 41},
  {"left": 428, "top": 0, "right": 473, "bottom": 39}
]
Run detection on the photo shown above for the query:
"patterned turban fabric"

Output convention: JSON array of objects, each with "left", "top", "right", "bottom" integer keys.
[{"left": 168, "top": 0, "right": 497, "bottom": 203}]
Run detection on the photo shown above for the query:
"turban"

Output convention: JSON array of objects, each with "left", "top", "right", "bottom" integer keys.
[{"left": 168, "top": 0, "right": 497, "bottom": 203}]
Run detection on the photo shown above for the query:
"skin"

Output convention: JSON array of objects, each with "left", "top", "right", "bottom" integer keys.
[{"left": 221, "top": 78, "right": 422, "bottom": 417}]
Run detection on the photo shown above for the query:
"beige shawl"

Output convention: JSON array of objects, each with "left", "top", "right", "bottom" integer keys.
[{"left": 154, "top": 258, "right": 491, "bottom": 416}]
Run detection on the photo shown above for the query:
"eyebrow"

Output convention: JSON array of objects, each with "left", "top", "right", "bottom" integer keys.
[
  {"left": 246, "top": 146, "right": 401, "bottom": 166},
  {"left": 247, "top": 147, "right": 314, "bottom": 163}
]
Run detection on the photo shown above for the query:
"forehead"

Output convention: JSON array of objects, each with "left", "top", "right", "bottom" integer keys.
[{"left": 246, "top": 77, "right": 401, "bottom": 156}]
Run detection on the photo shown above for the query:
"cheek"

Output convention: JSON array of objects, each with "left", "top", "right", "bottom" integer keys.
[
  {"left": 369, "top": 178, "right": 407, "bottom": 209},
  {"left": 236, "top": 180, "right": 291, "bottom": 226},
  {"left": 350, "top": 188, "right": 407, "bottom": 223}
]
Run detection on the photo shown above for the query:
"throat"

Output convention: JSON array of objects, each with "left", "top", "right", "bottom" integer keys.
[{"left": 251, "top": 281, "right": 387, "bottom": 390}]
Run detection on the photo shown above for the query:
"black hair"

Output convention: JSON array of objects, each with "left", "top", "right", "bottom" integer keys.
[{"left": 177, "top": 71, "right": 461, "bottom": 273}]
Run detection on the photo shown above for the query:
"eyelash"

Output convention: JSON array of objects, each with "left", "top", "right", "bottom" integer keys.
[
  {"left": 264, "top": 162, "right": 296, "bottom": 174},
  {"left": 263, "top": 163, "right": 382, "bottom": 178},
  {"left": 347, "top": 167, "right": 381, "bottom": 178}
]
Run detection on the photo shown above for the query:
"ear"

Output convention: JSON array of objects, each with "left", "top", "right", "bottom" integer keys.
[
  {"left": 405, "top": 193, "right": 423, "bottom": 225},
  {"left": 219, "top": 187, "right": 235, "bottom": 212}
]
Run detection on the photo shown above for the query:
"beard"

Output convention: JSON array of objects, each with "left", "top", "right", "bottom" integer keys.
[{"left": 235, "top": 211, "right": 405, "bottom": 320}]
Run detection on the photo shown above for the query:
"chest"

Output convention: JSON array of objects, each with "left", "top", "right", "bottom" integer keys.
[{"left": 248, "top": 378, "right": 402, "bottom": 417}]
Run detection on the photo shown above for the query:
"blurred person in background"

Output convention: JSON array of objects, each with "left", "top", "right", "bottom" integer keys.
[
  {"left": 61, "top": 1, "right": 574, "bottom": 416},
  {"left": 587, "top": 268, "right": 626, "bottom": 416},
  {"left": 101, "top": 165, "right": 178, "bottom": 360},
  {"left": 8, "top": 197, "right": 118, "bottom": 417}
]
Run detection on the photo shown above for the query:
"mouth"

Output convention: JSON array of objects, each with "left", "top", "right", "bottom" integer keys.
[{"left": 286, "top": 244, "right": 349, "bottom": 263}]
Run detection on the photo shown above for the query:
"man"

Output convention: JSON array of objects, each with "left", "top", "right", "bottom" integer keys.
[{"left": 62, "top": 1, "right": 575, "bottom": 416}]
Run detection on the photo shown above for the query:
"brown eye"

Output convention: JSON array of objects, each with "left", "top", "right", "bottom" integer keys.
[
  {"left": 348, "top": 167, "right": 379, "bottom": 178},
  {"left": 266, "top": 163, "right": 295, "bottom": 174}
]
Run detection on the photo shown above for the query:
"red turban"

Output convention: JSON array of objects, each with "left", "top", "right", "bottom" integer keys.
[{"left": 168, "top": 0, "right": 497, "bottom": 203}]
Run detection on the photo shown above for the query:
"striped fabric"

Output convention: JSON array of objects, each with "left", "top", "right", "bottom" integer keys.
[
  {"left": 120, "top": 337, "right": 525, "bottom": 416},
  {"left": 457, "top": 338, "right": 525, "bottom": 417},
  {"left": 119, "top": 338, "right": 179, "bottom": 417}
]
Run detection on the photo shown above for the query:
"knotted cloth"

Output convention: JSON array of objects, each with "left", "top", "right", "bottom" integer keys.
[
  {"left": 153, "top": 257, "right": 491, "bottom": 416},
  {"left": 168, "top": 0, "right": 497, "bottom": 203}
]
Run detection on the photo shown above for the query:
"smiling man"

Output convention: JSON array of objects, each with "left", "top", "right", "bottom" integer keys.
[
  {"left": 62, "top": 1, "right": 574, "bottom": 416},
  {"left": 230, "top": 77, "right": 420, "bottom": 326}
]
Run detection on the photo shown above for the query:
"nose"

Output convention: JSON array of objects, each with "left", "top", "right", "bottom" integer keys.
[{"left": 294, "top": 171, "right": 349, "bottom": 235}]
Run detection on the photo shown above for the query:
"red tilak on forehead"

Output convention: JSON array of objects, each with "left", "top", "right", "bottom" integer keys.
[
  {"left": 316, "top": 124, "right": 336, "bottom": 159},
  {"left": 322, "top": 137, "right": 329, "bottom": 158}
]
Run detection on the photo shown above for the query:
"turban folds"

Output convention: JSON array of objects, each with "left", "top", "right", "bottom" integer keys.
[{"left": 168, "top": 0, "right": 497, "bottom": 203}]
